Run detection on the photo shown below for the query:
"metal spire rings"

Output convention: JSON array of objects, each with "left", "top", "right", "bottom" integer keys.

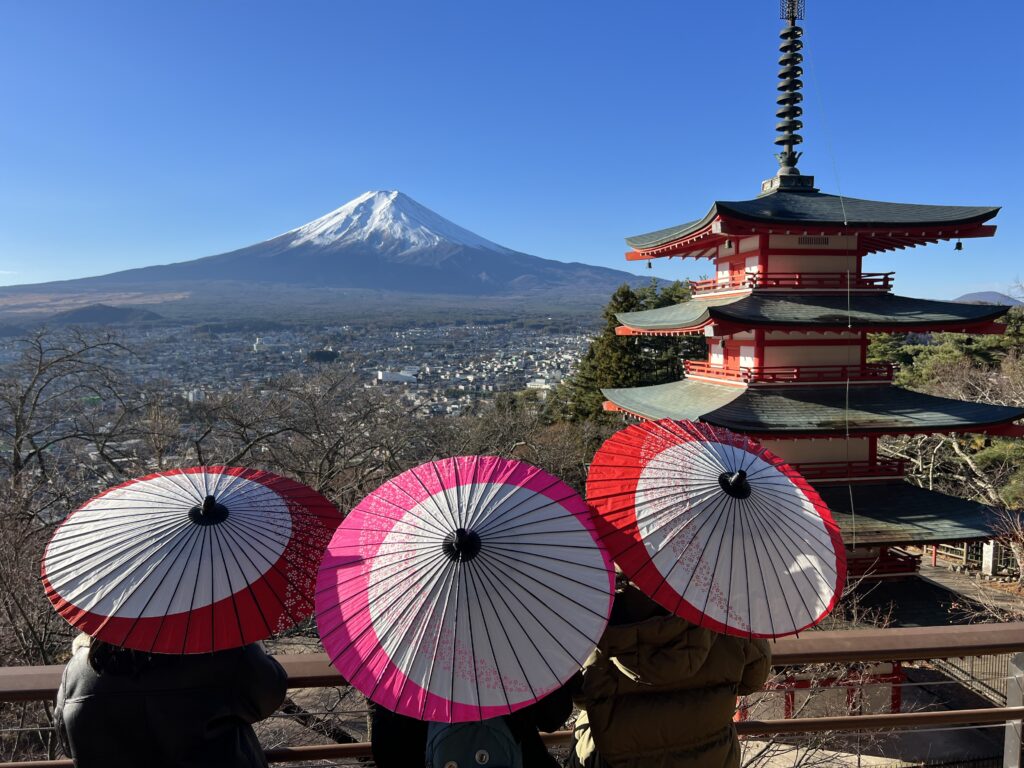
[
  {"left": 775, "top": 13, "right": 805, "bottom": 176},
  {"left": 761, "top": 0, "right": 816, "bottom": 193}
]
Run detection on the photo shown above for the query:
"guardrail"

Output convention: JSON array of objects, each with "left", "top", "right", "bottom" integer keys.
[
  {"left": 3, "top": 622, "right": 1024, "bottom": 766},
  {"left": 791, "top": 458, "right": 907, "bottom": 482},
  {"left": 684, "top": 361, "right": 896, "bottom": 385},
  {"left": 689, "top": 271, "right": 895, "bottom": 294}
]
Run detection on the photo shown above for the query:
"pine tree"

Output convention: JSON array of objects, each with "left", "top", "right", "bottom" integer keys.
[{"left": 550, "top": 280, "right": 706, "bottom": 421}]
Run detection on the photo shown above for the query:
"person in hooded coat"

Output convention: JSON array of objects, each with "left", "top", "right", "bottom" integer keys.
[
  {"left": 571, "top": 584, "right": 771, "bottom": 768},
  {"left": 55, "top": 633, "right": 287, "bottom": 768},
  {"left": 370, "top": 676, "right": 575, "bottom": 768}
]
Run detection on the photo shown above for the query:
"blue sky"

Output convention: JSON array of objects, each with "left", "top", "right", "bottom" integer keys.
[{"left": 1, "top": 0, "right": 1021, "bottom": 298}]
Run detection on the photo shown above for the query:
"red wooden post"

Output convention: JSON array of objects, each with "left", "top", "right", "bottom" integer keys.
[{"left": 891, "top": 663, "right": 903, "bottom": 713}]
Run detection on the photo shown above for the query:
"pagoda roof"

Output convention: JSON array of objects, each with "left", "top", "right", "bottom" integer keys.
[
  {"left": 625, "top": 189, "right": 999, "bottom": 258},
  {"left": 602, "top": 379, "right": 1024, "bottom": 436},
  {"left": 626, "top": 189, "right": 995, "bottom": 259},
  {"left": 616, "top": 294, "right": 1009, "bottom": 334},
  {"left": 816, "top": 482, "right": 995, "bottom": 546}
]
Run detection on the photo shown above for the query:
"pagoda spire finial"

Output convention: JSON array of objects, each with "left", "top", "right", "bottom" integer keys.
[
  {"left": 775, "top": 0, "right": 804, "bottom": 174},
  {"left": 761, "top": 0, "right": 817, "bottom": 194}
]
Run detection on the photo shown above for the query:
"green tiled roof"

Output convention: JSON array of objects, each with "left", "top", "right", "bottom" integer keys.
[
  {"left": 616, "top": 294, "right": 1011, "bottom": 332},
  {"left": 602, "top": 379, "right": 740, "bottom": 421},
  {"left": 615, "top": 296, "right": 735, "bottom": 330},
  {"left": 626, "top": 218, "right": 705, "bottom": 251},
  {"left": 626, "top": 189, "right": 999, "bottom": 250},
  {"left": 816, "top": 482, "right": 996, "bottom": 546},
  {"left": 602, "top": 380, "right": 1024, "bottom": 434}
]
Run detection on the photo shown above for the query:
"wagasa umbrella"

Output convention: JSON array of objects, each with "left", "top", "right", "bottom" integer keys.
[
  {"left": 43, "top": 466, "right": 342, "bottom": 653},
  {"left": 587, "top": 420, "right": 845, "bottom": 638},
  {"left": 316, "top": 456, "right": 614, "bottom": 722}
]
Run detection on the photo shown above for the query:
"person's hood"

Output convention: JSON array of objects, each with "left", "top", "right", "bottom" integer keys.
[{"left": 599, "top": 614, "right": 714, "bottom": 686}]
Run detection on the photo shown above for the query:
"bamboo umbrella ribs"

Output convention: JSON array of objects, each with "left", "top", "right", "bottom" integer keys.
[
  {"left": 587, "top": 419, "right": 846, "bottom": 638},
  {"left": 315, "top": 456, "right": 614, "bottom": 722},
  {"left": 42, "top": 466, "right": 342, "bottom": 653}
]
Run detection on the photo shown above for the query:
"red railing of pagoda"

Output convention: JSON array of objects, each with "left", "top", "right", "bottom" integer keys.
[
  {"left": 689, "top": 272, "right": 894, "bottom": 294},
  {"left": 684, "top": 361, "right": 895, "bottom": 384},
  {"left": 790, "top": 459, "right": 907, "bottom": 482},
  {"left": 847, "top": 547, "right": 921, "bottom": 578}
]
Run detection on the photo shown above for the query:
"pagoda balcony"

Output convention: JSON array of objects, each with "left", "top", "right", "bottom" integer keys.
[
  {"left": 689, "top": 271, "right": 894, "bottom": 296},
  {"left": 684, "top": 360, "right": 896, "bottom": 385},
  {"left": 791, "top": 458, "right": 907, "bottom": 483}
]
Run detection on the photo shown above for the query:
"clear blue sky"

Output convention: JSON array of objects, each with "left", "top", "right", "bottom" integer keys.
[{"left": 1, "top": 0, "right": 1021, "bottom": 298}]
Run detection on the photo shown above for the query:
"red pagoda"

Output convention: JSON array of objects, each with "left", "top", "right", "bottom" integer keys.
[{"left": 603, "top": 0, "right": 1024, "bottom": 577}]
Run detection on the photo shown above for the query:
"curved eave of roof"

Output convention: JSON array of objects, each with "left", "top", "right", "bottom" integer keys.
[
  {"left": 816, "top": 482, "right": 995, "bottom": 546},
  {"left": 602, "top": 380, "right": 1024, "bottom": 434},
  {"left": 603, "top": 379, "right": 741, "bottom": 421},
  {"left": 616, "top": 294, "right": 1011, "bottom": 333},
  {"left": 615, "top": 296, "right": 736, "bottom": 331},
  {"left": 625, "top": 190, "right": 1000, "bottom": 252},
  {"left": 625, "top": 211, "right": 716, "bottom": 251}
]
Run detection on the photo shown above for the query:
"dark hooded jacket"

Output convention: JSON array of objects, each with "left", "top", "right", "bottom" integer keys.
[
  {"left": 371, "top": 678, "right": 575, "bottom": 768},
  {"left": 573, "top": 586, "right": 771, "bottom": 768},
  {"left": 55, "top": 637, "right": 286, "bottom": 768}
]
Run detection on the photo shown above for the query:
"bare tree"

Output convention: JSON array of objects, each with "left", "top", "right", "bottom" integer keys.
[
  {"left": 0, "top": 328, "right": 137, "bottom": 517},
  {"left": 0, "top": 328, "right": 141, "bottom": 760}
]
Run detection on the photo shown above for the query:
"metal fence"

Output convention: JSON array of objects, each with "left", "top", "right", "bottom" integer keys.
[{"left": 936, "top": 653, "right": 1013, "bottom": 705}]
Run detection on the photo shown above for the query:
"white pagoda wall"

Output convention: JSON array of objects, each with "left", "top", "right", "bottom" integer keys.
[
  {"left": 763, "top": 344, "right": 862, "bottom": 367},
  {"left": 765, "top": 253, "right": 859, "bottom": 273}
]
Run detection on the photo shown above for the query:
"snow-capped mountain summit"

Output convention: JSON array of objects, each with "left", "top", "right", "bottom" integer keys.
[
  {"left": 1, "top": 191, "right": 647, "bottom": 318},
  {"left": 286, "top": 191, "right": 513, "bottom": 257}
]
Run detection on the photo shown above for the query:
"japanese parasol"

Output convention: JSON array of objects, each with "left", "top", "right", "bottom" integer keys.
[
  {"left": 42, "top": 466, "right": 342, "bottom": 653},
  {"left": 587, "top": 420, "right": 845, "bottom": 638},
  {"left": 315, "top": 456, "right": 614, "bottom": 722}
]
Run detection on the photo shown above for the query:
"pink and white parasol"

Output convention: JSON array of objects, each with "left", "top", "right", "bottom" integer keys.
[
  {"left": 315, "top": 456, "right": 613, "bottom": 722},
  {"left": 43, "top": 466, "right": 342, "bottom": 653},
  {"left": 587, "top": 420, "right": 845, "bottom": 638}
]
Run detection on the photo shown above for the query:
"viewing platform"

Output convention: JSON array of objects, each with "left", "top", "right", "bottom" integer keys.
[
  {"left": 690, "top": 271, "right": 895, "bottom": 297},
  {"left": 4, "top": 623, "right": 1024, "bottom": 766},
  {"left": 684, "top": 360, "right": 896, "bottom": 386}
]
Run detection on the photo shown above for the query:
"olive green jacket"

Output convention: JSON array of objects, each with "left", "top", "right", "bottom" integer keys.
[{"left": 574, "top": 588, "right": 771, "bottom": 768}]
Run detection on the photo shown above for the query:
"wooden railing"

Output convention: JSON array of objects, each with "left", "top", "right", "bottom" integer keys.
[
  {"left": 4, "top": 623, "right": 1024, "bottom": 766},
  {"left": 847, "top": 547, "right": 922, "bottom": 578},
  {"left": 689, "top": 271, "right": 894, "bottom": 294},
  {"left": 684, "top": 361, "right": 895, "bottom": 385},
  {"left": 684, "top": 360, "right": 748, "bottom": 381},
  {"left": 791, "top": 458, "right": 907, "bottom": 481}
]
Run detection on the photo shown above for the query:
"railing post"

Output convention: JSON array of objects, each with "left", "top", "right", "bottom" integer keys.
[{"left": 1005, "top": 653, "right": 1024, "bottom": 768}]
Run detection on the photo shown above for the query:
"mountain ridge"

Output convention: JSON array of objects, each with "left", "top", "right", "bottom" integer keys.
[
  {"left": 0, "top": 191, "right": 650, "bottom": 320},
  {"left": 953, "top": 291, "right": 1022, "bottom": 306}
]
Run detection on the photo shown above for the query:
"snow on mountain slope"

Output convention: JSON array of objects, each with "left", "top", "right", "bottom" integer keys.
[
  {"left": 0, "top": 190, "right": 649, "bottom": 304},
  {"left": 285, "top": 191, "right": 514, "bottom": 256}
]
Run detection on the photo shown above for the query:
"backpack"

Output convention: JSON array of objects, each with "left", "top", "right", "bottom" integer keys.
[{"left": 425, "top": 718, "right": 524, "bottom": 768}]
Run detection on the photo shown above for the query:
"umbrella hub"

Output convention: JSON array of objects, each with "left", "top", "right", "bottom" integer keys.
[
  {"left": 189, "top": 494, "right": 230, "bottom": 526},
  {"left": 718, "top": 470, "right": 753, "bottom": 500},
  {"left": 443, "top": 527, "right": 482, "bottom": 563}
]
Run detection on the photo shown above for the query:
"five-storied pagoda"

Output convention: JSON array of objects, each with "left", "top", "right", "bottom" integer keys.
[{"left": 603, "top": 0, "right": 1024, "bottom": 577}]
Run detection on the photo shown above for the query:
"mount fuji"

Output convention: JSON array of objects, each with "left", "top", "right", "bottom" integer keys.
[{"left": 0, "top": 191, "right": 648, "bottom": 320}]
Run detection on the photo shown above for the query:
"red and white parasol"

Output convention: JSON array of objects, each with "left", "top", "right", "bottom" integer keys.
[
  {"left": 587, "top": 420, "right": 845, "bottom": 638},
  {"left": 43, "top": 466, "right": 342, "bottom": 653},
  {"left": 316, "top": 456, "right": 614, "bottom": 722}
]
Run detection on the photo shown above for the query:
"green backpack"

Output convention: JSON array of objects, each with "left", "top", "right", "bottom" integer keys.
[{"left": 425, "top": 718, "right": 524, "bottom": 768}]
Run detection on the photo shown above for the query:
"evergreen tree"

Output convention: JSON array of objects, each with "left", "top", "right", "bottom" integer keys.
[{"left": 549, "top": 280, "right": 706, "bottom": 421}]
